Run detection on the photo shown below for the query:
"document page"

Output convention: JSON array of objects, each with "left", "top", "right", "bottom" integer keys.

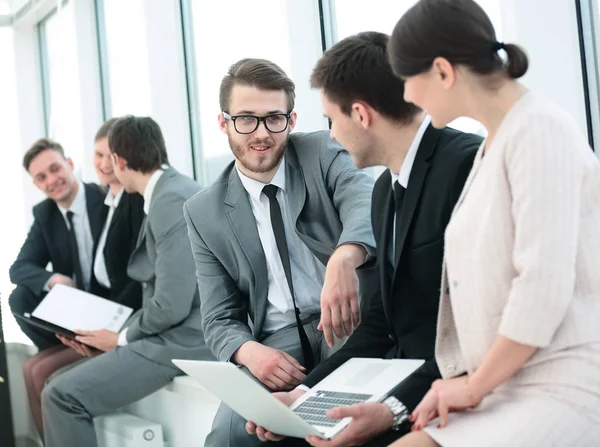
[{"left": 32, "top": 284, "right": 133, "bottom": 332}]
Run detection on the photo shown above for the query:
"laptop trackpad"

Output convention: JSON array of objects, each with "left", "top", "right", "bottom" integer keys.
[{"left": 345, "top": 364, "right": 390, "bottom": 387}]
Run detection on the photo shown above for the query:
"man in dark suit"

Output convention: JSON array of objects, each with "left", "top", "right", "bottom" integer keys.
[
  {"left": 9, "top": 138, "right": 108, "bottom": 350},
  {"left": 247, "top": 32, "right": 482, "bottom": 447}
]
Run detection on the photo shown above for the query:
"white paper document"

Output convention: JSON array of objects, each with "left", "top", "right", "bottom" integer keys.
[{"left": 33, "top": 284, "right": 133, "bottom": 332}]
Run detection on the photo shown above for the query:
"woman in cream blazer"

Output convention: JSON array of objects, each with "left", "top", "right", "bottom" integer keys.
[{"left": 385, "top": 1, "right": 600, "bottom": 446}]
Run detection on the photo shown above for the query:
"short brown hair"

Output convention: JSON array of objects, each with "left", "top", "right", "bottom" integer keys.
[
  {"left": 108, "top": 116, "right": 170, "bottom": 174},
  {"left": 94, "top": 118, "right": 119, "bottom": 142},
  {"left": 219, "top": 58, "right": 295, "bottom": 112},
  {"left": 311, "top": 31, "right": 420, "bottom": 123},
  {"left": 23, "top": 138, "right": 65, "bottom": 171}
]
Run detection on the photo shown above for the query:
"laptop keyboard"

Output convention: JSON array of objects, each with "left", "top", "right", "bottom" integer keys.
[{"left": 292, "top": 390, "right": 372, "bottom": 427}]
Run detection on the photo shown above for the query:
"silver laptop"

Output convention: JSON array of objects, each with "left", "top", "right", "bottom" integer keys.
[{"left": 172, "top": 357, "right": 423, "bottom": 440}]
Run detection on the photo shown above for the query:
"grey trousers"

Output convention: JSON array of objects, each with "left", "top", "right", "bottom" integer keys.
[
  {"left": 204, "top": 319, "right": 337, "bottom": 447},
  {"left": 41, "top": 346, "right": 181, "bottom": 447}
]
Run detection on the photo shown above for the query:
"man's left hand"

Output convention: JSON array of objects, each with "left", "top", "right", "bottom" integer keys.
[
  {"left": 319, "top": 244, "right": 366, "bottom": 347},
  {"left": 305, "top": 402, "right": 394, "bottom": 447},
  {"left": 75, "top": 329, "right": 119, "bottom": 352}
]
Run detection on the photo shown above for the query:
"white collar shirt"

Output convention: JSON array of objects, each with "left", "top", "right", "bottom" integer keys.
[
  {"left": 57, "top": 181, "right": 94, "bottom": 290},
  {"left": 236, "top": 159, "right": 325, "bottom": 333},
  {"left": 93, "top": 187, "right": 125, "bottom": 289}
]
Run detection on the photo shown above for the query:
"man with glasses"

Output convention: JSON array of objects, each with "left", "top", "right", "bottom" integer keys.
[{"left": 184, "top": 58, "right": 376, "bottom": 446}]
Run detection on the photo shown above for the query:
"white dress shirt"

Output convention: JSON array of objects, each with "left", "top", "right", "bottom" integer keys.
[
  {"left": 93, "top": 187, "right": 125, "bottom": 289},
  {"left": 236, "top": 160, "right": 325, "bottom": 333},
  {"left": 55, "top": 181, "right": 95, "bottom": 291},
  {"left": 118, "top": 166, "right": 166, "bottom": 346}
]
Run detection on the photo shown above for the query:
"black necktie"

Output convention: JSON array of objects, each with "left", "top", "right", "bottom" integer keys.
[
  {"left": 262, "top": 184, "right": 315, "bottom": 371},
  {"left": 393, "top": 182, "right": 406, "bottom": 264},
  {"left": 66, "top": 211, "right": 85, "bottom": 290}
]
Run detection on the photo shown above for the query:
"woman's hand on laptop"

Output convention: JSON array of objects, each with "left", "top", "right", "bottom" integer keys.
[
  {"left": 246, "top": 388, "right": 306, "bottom": 442},
  {"left": 305, "top": 402, "right": 394, "bottom": 447},
  {"left": 233, "top": 341, "right": 306, "bottom": 390}
]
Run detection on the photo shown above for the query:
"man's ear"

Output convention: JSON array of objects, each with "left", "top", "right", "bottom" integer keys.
[
  {"left": 288, "top": 111, "right": 298, "bottom": 131},
  {"left": 352, "top": 102, "right": 372, "bottom": 129},
  {"left": 217, "top": 113, "right": 228, "bottom": 134},
  {"left": 65, "top": 157, "right": 75, "bottom": 171},
  {"left": 112, "top": 153, "right": 128, "bottom": 171},
  {"left": 432, "top": 57, "right": 456, "bottom": 90}
]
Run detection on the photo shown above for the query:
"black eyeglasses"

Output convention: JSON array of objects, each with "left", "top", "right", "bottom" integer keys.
[{"left": 222, "top": 112, "right": 292, "bottom": 134}]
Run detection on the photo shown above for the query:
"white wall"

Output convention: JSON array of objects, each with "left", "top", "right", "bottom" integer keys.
[{"left": 500, "top": 0, "right": 588, "bottom": 134}]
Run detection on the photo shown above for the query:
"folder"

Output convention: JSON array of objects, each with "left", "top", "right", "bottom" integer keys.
[{"left": 14, "top": 284, "right": 133, "bottom": 338}]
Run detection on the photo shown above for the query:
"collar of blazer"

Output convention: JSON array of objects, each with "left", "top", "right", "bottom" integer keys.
[
  {"left": 373, "top": 124, "right": 443, "bottom": 315},
  {"left": 393, "top": 124, "right": 442, "bottom": 268},
  {"left": 134, "top": 166, "right": 178, "bottom": 247},
  {"left": 85, "top": 182, "right": 109, "bottom": 255}
]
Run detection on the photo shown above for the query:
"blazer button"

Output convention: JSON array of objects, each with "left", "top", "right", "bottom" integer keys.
[
  {"left": 445, "top": 287, "right": 450, "bottom": 295},
  {"left": 388, "top": 334, "right": 394, "bottom": 341},
  {"left": 142, "top": 282, "right": 148, "bottom": 289},
  {"left": 445, "top": 364, "right": 456, "bottom": 374}
]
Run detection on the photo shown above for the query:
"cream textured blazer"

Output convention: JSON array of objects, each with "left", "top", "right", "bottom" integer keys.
[{"left": 426, "top": 91, "right": 600, "bottom": 446}]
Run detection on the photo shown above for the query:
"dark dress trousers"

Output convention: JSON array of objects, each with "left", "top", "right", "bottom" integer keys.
[
  {"left": 9, "top": 183, "right": 108, "bottom": 350},
  {"left": 297, "top": 125, "right": 482, "bottom": 446}
]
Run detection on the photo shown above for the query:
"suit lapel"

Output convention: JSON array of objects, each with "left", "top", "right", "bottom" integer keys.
[
  {"left": 107, "top": 193, "right": 124, "bottom": 235},
  {"left": 136, "top": 216, "right": 148, "bottom": 248},
  {"left": 53, "top": 205, "right": 72, "bottom": 269},
  {"left": 130, "top": 167, "right": 175, "bottom": 257},
  {"left": 225, "top": 168, "right": 269, "bottom": 333},
  {"left": 392, "top": 125, "right": 441, "bottom": 279},
  {"left": 284, "top": 139, "right": 332, "bottom": 265},
  {"left": 284, "top": 139, "right": 307, "bottom": 225},
  {"left": 373, "top": 171, "right": 396, "bottom": 324},
  {"left": 85, "top": 183, "right": 108, "bottom": 247}
]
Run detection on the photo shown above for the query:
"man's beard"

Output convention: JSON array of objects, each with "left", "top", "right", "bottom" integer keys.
[{"left": 228, "top": 133, "right": 289, "bottom": 174}]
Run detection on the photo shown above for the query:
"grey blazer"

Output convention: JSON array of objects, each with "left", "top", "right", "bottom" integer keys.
[
  {"left": 184, "top": 131, "right": 376, "bottom": 362},
  {"left": 125, "top": 167, "right": 214, "bottom": 366}
]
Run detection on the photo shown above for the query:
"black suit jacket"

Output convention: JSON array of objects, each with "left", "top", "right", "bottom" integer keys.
[
  {"left": 303, "top": 125, "right": 481, "bottom": 411},
  {"left": 9, "top": 183, "right": 108, "bottom": 297},
  {"left": 99, "top": 191, "right": 145, "bottom": 310}
]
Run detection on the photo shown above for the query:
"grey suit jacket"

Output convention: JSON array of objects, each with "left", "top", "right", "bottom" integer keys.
[
  {"left": 184, "top": 131, "right": 376, "bottom": 362},
  {"left": 125, "top": 167, "right": 214, "bottom": 366}
]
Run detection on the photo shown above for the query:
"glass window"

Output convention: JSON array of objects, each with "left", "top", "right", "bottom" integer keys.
[
  {"left": 188, "top": 0, "right": 324, "bottom": 183},
  {"left": 0, "top": 0, "right": 10, "bottom": 14},
  {"left": 40, "top": 4, "right": 87, "bottom": 176},
  {"left": 577, "top": 0, "right": 600, "bottom": 152},
  {"left": 99, "top": 0, "right": 152, "bottom": 117},
  {"left": 331, "top": 0, "right": 504, "bottom": 136},
  {"left": 0, "top": 28, "right": 28, "bottom": 344}
]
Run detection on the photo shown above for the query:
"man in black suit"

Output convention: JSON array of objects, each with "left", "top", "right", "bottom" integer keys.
[
  {"left": 9, "top": 138, "right": 108, "bottom": 350},
  {"left": 247, "top": 32, "right": 481, "bottom": 447}
]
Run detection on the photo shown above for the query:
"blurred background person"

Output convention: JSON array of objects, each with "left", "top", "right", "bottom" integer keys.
[{"left": 22, "top": 118, "right": 144, "bottom": 438}]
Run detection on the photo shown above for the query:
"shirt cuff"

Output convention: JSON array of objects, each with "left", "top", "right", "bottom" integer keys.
[
  {"left": 295, "top": 385, "right": 311, "bottom": 393},
  {"left": 118, "top": 328, "right": 129, "bottom": 346},
  {"left": 43, "top": 274, "right": 56, "bottom": 292}
]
